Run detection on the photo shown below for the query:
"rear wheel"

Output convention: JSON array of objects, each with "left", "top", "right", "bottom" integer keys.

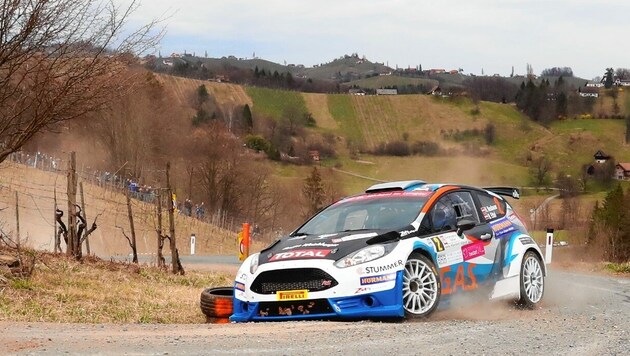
[
  {"left": 517, "top": 251, "right": 544, "bottom": 309},
  {"left": 402, "top": 253, "right": 440, "bottom": 318}
]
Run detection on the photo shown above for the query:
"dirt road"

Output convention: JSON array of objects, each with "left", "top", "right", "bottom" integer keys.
[{"left": 1, "top": 268, "right": 628, "bottom": 355}]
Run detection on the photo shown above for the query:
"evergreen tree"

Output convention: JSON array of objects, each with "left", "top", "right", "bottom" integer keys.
[
  {"left": 587, "top": 200, "right": 601, "bottom": 245},
  {"left": 196, "top": 84, "right": 209, "bottom": 109},
  {"left": 302, "top": 167, "right": 324, "bottom": 217},
  {"left": 604, "top": 68, "right": 614, "bottom": 89},
  {"left": 242, "top": 104, "right": 253, "bottom": 132},
  {"left": 556, "top": 92, "right": 568, "bottom": 118}
]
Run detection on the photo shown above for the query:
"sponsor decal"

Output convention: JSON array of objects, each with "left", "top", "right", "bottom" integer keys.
[
  {"left": 399, "top": 229, "right": 416, "bottom": 237},
  {"left": 436, "top": 250, "right": 464, "bottom": 267},
  {"left": 238, "top": 273, "right": 248, "bottom": 281},
  {"left": 282, "top": 242, "right": 338, "bottom": 250},
  {"left": 360, "top": 272, "right": 397, "bottom": 285},
  {"left": 269, "top": 249, "right": 332, "bottom": 261},
  {"left": 490, "top": 218, "right": 516, "bottom": 236},
  {"left": 485, "top": 205, "right": 498, "bottom": 212},
  {"left": 354, "top": 287, "right": 371, "bottom": 294},
  {"left": 358, "top": 260, "right": 403, "bottom": 275},
  {"left": 519, "top": 236, "right": 535, "bottom": 245},
  {"left": 234, "top": 282, "right": 245, "bottom": 291},
  {"left": 480, "top": 206, "right": 497, "bottom": 220},
  {"left": 462, "top": 242, "right": 485, "bottom": 261},
  {"left": 429, "top": 234, "right": 468, "bottom": 253},
  {"left": 332, "top": 232, "right": 377, "bottom": 243},
  {"left": 276, "top": 289, "right": 309, "bottom": 301},
  {"left": 440, "top": 264, "right": 478, "bottom": 295}
]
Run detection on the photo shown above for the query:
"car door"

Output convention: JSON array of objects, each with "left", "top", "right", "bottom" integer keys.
[
  {"left": 421, "top": 190, "right": 494, "bottom": 296},
  {"left": 472, "top": 190, "right": 513, "bottom": 282}
]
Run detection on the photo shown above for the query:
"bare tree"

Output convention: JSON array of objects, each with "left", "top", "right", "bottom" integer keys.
[{"left": 0, "top": 0, "right": 163, "bottom": 164}]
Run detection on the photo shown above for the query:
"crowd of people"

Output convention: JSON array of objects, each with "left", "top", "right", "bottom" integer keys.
[{"left": 10, "top": 151, "right": 61, "bottom": 172}]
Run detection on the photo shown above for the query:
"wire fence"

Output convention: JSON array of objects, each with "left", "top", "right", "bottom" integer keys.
[{"left": 1, "top": 151, "right": 242, "bottom": 257}]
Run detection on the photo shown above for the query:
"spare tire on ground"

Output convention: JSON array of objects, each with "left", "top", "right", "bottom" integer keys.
[{"left": 200, "top": 287, "right": 234, "bottom": 319}]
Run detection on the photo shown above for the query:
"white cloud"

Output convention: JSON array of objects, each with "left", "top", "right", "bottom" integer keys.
[{"left": 116, "top": 0, "right": 630, "bottom": 78}]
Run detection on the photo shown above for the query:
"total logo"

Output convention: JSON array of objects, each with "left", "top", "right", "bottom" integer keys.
[{"left": 269, "top": 249, "right": 332, "bottom": 261}]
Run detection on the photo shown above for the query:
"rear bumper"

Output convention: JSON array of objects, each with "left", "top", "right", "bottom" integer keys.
[{"left": 230, "top": 271, "right": 404, "bottom": 322}]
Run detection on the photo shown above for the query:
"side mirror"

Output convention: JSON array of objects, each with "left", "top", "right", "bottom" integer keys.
[{"left": 456, "top": 219, "right": 476, "bottom": 236}]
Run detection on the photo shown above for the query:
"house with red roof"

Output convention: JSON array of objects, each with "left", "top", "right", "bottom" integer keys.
[{"left": 616, "top": 163, "right": 630, "bottom": 180}]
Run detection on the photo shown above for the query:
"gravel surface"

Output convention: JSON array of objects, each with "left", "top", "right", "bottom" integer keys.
[{"left": 1, "top": 268, "right": 628, "bottom": 356}]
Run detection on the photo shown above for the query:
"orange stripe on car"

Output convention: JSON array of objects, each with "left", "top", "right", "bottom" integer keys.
[
  {"left": 493, "top": 197, "right": 505, "bottom": 215},
  {"left": 421, "top": 186, "right": 460, "bottom": 213}
]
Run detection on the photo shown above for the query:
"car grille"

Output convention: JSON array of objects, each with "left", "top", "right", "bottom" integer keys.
[
  {"left": 258, "top": 299, "right": 333, "bottom": 317},
  {"left": 251, "top": 268, "right": 338, "bottom": 294}
]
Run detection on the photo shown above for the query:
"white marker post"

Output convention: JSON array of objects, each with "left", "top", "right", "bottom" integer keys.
[
  {"left": 545, "top": 228, "right": 554, "bottom": 264},
  {"left": 190, "top": 233, "right": 196, "bottom": 255}
]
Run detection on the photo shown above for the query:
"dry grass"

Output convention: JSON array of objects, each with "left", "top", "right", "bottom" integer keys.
[{"left": 0, "top": 248, "right": 232, "bottom": 323}]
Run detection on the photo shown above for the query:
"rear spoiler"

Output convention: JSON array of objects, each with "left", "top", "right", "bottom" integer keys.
[{"left": 483, "top": 187, "right": 520, "bottom": 200}]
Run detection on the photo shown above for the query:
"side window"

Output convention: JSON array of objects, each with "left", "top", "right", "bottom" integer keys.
[
  {"left": 429, "top": 192, "right": 479, "bottom": 232},
  {"left": 476, "top": 192, "right": 507, "bottom": 221}
]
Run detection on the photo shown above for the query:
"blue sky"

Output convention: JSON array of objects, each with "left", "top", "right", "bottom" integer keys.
[{"left": 118, "top": 0, "right": 629, "bottom": 79}]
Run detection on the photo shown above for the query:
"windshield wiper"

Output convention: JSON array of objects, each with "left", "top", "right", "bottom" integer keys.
[
  {"left": 341, "top": 228, "right": 372, "bottom": 233},
  {"left": 366, "top": 231, "right": 401, "bottom": 245},
  {"left": 290, "top": 232, "right": 311, "bottom": 237}
]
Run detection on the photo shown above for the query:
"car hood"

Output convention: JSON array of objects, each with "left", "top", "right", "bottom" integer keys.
[{"left": 258, "top": 229, "right": 400, "bottom": 265}]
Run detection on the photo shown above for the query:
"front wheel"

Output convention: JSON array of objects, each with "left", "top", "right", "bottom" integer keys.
[
  {"left": 517, "top": 251, "right": 544, "bottom": 309},
  {"left": 402, "top": 253, "right": 440, "bottom": 318}
]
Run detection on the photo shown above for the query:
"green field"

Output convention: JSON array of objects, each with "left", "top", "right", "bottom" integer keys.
[
  {"left": 245, "top": 87, "right": 308, "bottom": 120},
  {"left": 327, "top": 94, "right": 363, "bottom": 147}
]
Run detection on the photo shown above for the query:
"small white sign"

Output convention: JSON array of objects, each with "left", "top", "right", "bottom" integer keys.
[{"left": 190, "top": 234, "right": 196, "bottom": 255}]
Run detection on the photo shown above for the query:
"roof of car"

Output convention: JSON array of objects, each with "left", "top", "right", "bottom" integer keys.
[{"left": 364, "top": 181, "right": 519, "bottom": 199}]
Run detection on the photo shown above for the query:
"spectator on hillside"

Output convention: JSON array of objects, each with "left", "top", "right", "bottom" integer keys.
[
  {"left": 195, "top": 202, "right": 205, "bottom": 219},
  {"left": 184, "top": 198, "right": 193, "bottom": 216}
]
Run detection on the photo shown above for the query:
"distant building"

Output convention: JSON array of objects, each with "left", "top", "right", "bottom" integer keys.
[
  {"left": 615, "top": 79, "right": 630, "bottom": 87},
  {"left": 429, "top": 69, "right": 446, "bottom": 74},
  {"left": 578, "top": 86, "right": 599, "bottom": 98},
  {"left": 376, "top": 88, "right": 397, "bottom": 95},
  {"left": 428, "top": 86, "right": 442, "bottom": 96},
  {"left": 594, "top": 150, "right": 611, "bottom": 164},
  {"left": 616, "top": 163, "right": 630, "bottom": 180},
  {"left": 349, "top": 88, "right": 366, "bottom": 96}
]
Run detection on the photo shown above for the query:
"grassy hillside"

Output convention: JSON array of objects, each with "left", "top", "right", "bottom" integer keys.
[
  {"left": 158, "top": 74, "right": 252, "bottom": 114},
  {"left": 245, "top": 87, "right": 308, "bottom": 120},
  {"left": 46, "top": 74, "right": 630, "bottom": 187},
  {"left": 347, "top": 76, "right": 438, "bottom": 89}
]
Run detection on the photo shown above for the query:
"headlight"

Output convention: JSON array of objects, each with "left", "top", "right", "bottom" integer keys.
[
  {"left": 249, "top": 253, "right": 260, "bottom": 274},
  {"left": 334, "top": 245, "right": 386, "bottom": 268}
]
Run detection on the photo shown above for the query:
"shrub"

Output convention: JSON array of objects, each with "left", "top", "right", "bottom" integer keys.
[
  {"left": 243, "top": 135, "right": 271, "bottom": 153},
  {"left": 411, "top": 141, "right": 441, "bottom": 156}
]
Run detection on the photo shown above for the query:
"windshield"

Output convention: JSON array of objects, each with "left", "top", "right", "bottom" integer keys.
[{"left": 295, "top": 191, "right": 433, "bottom": 236}]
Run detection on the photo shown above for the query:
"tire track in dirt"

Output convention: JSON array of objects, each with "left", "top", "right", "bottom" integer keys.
[{"left": 303, "top": 93, "right": 338, "bottom": 130}]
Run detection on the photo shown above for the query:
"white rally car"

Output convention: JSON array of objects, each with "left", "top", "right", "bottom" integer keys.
[{"left": 230, "top": 181, "right": 547, "bottom": 321}]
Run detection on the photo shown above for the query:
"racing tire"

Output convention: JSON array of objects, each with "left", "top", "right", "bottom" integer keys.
[
  {"left": 402, "top": 253, "right": 441, "bottom": 319},
  {"left": 200, "top": 287, "right": 234, "bottom": 318},
  {"left": 517, "top": 251, "right": 544, "bottom": 309}
]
